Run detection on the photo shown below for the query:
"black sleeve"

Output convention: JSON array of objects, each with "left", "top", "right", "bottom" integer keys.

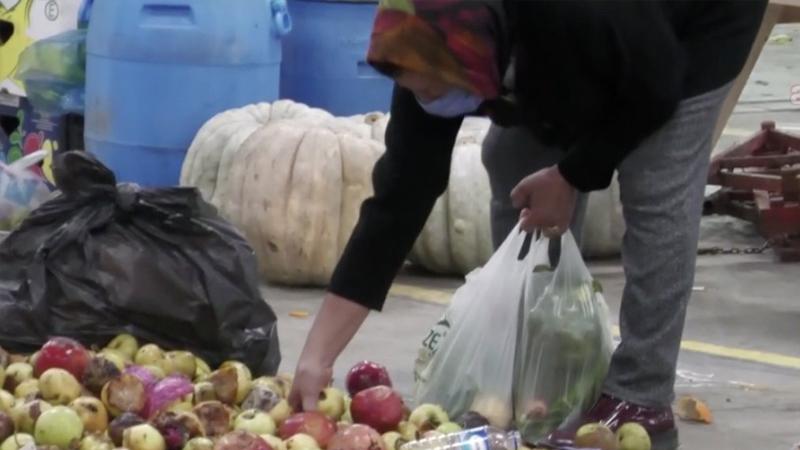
[
  {"left": 328, "top": 86, "right": 463, "bottom": 311},
  {"left": 556, "top": 2, "right": 686, "bottom": 192}
]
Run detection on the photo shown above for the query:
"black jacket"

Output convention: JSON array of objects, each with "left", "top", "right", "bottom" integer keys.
[{"left": 330, "top": 0, "right": 768, "bottom": 311}]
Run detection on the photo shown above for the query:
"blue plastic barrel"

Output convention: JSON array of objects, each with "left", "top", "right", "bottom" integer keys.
[
  {"left": 85, "top": 0, "right": 291, "bottom": 187},
  {"left": 280, "top": 0, "right": 393, "bottom": 115}
]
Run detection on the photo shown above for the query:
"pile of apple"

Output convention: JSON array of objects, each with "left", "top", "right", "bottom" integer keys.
[{"left": 0, "top": 335, "right": 477, "bottom": 450}]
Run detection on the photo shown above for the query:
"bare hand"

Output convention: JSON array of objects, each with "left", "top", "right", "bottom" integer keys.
[
  {"left": 287, "top": 293, "right": 370, "bottom": 412},
  {"left": 288, "top": 356, "right": 333, "bottom": 412},
  {"left": 510, "top": 166, "right": 577, "bottom": 238}
]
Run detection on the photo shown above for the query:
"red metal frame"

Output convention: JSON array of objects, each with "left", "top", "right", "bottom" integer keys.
[{"left": 704, "top": 121, "right": 800, "bottom": 261}]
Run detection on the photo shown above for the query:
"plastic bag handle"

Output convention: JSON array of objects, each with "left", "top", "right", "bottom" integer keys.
[{"left": 8, "top": 150, "right": 47, "bottom": 172}]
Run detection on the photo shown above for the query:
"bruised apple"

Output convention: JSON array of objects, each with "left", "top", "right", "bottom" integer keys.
[
  {"left": 327, "top": 424, "right": 385, "bottom": 450},
  {"left": 278, "top": 412, "right": 336, "bottom": 448}
]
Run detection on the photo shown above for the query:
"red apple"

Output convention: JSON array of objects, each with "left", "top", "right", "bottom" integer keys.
[
  {"left": 327, "top": 424, "right": 386, "bottom": 450},
  {"left": 346, "top": 361, "right": 392, "bottom": 396},
  {"left": 34, "top": 337, "right": 90, "bottom": 380},
  {"left": 278, "top": 412, "right": 336, "bottom": 448},
  {"left": 350, "top": 386, "right": 405, "bottom": 434}
]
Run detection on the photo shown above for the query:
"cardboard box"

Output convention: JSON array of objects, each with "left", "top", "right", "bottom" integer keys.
[{"left": 0, "top": 0, "right": 82, "bottom": 97}]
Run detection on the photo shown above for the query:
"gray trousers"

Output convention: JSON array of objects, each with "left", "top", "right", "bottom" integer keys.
[{"left": 481, "top": 83, "right": 731, "bottom": 407}]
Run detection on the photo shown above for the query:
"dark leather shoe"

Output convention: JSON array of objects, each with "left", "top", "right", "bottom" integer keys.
[{"left": 537, "top": 393, "right": 678, "bottom": 450}]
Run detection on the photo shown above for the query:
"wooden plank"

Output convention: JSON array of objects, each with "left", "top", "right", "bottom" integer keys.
[
  {"left": 720, "top": 172, "right": 784, "bottom": 191},
  {"left": 718, "top": 154, "right": 800, "bottom": 168}
]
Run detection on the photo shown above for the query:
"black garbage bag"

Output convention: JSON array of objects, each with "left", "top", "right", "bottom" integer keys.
[{"left": 0, "top": 151, "right": 280, "bottom": 375}]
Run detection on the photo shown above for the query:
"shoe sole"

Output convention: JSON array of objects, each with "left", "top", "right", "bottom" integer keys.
[{"left": 652, "top": 428, "right": 679, "bottom": 450}]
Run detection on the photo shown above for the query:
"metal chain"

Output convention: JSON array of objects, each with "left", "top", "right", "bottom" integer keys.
[{"left": 697, "top": 233, "right": 797, "bottom": 256}]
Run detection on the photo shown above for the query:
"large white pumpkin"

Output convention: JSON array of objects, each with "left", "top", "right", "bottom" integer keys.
[
  {"left": 407, "top": 118, "right": 495, "bottom": 274},
  {"left": 181, "top": 101, "right": 334, "bottom": 211},
  {"left": 181, "top": 101, "right": 386, "bottom": 285}
]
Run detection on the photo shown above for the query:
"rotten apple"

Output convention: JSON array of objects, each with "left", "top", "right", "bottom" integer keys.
[
  {"left": 278, "top": 412, "right": 336, "bottom": 448},
  {"left": 0, "top": 412, "right": 13, "bottom": 443},
  {"left": 108, "top": 412, "right": 145, "bottom": 446},
  {"left": 327, "top": 424, "right": 385, "bottom": 450},
  {"left": 69, "top": 397, "right": 109, "bottom": 434},
  {"left": 241, "top": 386, "right": 280, "bottom": 413},
  {"left": 3, "top": 363, "right": 33, "bottom": 393},
  {"left": 101, "top": 374, "right": 147, "bottom": 417},
  {"left": 82, "top": 356, "right": 123, "bottom": 396},
  {"left": 38, "top": 368, "right": 82, "bottom": 405},
  {"left": 408, "top": 404, "right": 449, "bottom": 432},
  {"left": 193, "top": 401, "right": 234, "bottom": 437}
]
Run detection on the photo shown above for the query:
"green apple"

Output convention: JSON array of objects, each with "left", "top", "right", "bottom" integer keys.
[
  {"left": 408, "top": 404, "right": 449, "bottom": 432},
  {"left": 0, "top": 392, "right": 13, "bottom": 415},
  {"left": 39, "top": 368, "right": 82, "bottom": 405},
  {"left": 617, "top": 423, "right": 651, "bottom": 450},
  {"left": 11, "top": 399, "right": 52, "bottom": 433},
  {"left": 397, "top": 421, "right": 418, "bottom": 441},
  {"left": 436, "top": 422, "right": 462, "bottom": 434},
  {"left": 260, "top": 434, "right": 287, "bottom": 450},
  {"left": 106, "top": 334, "right": 139, "bottom": 362},
  {"left": 268, "top": 399, "right": 291, "bottom": 425},
  {"left": 382, "top": 431, "right": 404, "bottom": 450},
  {"left": 317, "top": 388, "right": 346, "bottom": 421},
  {"left": 165, "top": 352, "right": 197, "bottom": 379},
  {"left": 123, "top": 423, "right": 166, "bottom": 450},
  {"left": 285, "top": 433, "right": 320, "bottom": 450},
  {"left": 182, "top": 437, "right": 214, "bottom": 450},
  {"left": 98, "top": 350, "right": 127, "bottom": 372},
  {"left": 143, "top": 365, "right": 166, "bottom": 380},
  {"left": 12, "top": 380, "right": 38, "bottom": 401},
  {"left": 0, "top": 433, "right": 34, "bottom": 450},
  {"left": 575, "top": 423, "right": 618, "bottom": 450},
  {"left": 134, "top": 344, "right": 164, "bottom": 367},
  {"left": 34, "top": 405, "right": 85, "bottom": 449},
  {"left": 194, "top": 358, "right": 211, "bottom": 382},
  {"left": 79, "top": 433, "right": 115, "bottom": 450},
  {"left": 4, "top": 363, "right": 32, "bottom": 392},
  {"left": 234, "top": 409, "right": 277, "bottom": 436}
]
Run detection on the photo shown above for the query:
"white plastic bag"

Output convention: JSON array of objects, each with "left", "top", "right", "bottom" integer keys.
[
  {"left": 0, "top": 150, "right": 52, "bottom": 231},
  {"left": 414, "top": 225, "right": 546, "bottom": 428},
  {"left": 514, "top": 232, "right": 614, "bottom": 443}
]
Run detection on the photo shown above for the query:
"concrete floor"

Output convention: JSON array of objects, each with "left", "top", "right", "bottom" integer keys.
[{"left": 267, "top": 25, "right": 800, "bottom": 450}]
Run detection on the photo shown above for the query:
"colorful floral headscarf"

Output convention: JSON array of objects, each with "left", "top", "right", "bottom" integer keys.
[{"left": 366, "top": 0, "right": 503, "bottom": 99}]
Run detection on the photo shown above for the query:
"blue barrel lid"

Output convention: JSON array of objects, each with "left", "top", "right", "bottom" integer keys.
[{"left": 87, "top": 0, "right": 290, "bottom": 65}]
